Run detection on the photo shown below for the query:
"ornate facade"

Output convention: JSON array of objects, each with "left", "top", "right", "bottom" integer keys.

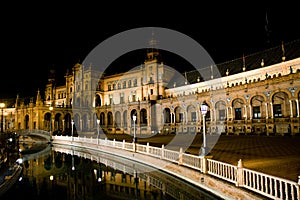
[{"left": 2, "top": 40, "right": 300, "bottom": 136}]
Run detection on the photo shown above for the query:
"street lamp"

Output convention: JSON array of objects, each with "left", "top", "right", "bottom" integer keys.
[
  {"left": 97, "top": 119, "right": 100, "bottom": 144},
  {"left": 49, "top": 106, "right": 53, "bottom": 141},
  {"left": 133, "top": 115, "right": 136, "bottom": 143},
  {"left": 71, "top": 120, "right": 74, "bottom": 141},
  {"left": 200, "top": 101, "right": 209, "bottom": 156},
  {"left": 0, "top": 103, "right": 5, "bottom": 133}
]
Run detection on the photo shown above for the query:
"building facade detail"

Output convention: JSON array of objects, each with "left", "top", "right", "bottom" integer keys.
[{"left": 1, "top": 41, "right": 300, "bottom": 137}]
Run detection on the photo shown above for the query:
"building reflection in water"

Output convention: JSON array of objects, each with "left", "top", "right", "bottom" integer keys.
[{"left": 3, "top": 144, "right": 220, "bottom": 200}]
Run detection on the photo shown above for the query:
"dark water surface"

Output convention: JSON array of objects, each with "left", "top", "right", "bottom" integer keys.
[{"left": 1, "top": 143, "right": 222, "bottom": 200}]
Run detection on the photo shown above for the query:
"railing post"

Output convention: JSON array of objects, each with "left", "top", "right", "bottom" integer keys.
[
  {"left": 146, "top": 142, "right": 149, "bottom": 154},
  {"left": 122, "top": 139, "right": 125, "bottom": 149},
  {"left": 201, "top": 156, "right": 207, "bottom": 173},
  {"left": 236, "top": 159, "right": 244, "bottom": 187},
  {"left": 161, "top": 144, "right": 164, "bottom": 159},
  {"left": 132, "top": 140, "right": 136, "bottom": 152},
  {"left": 200, "top": 153, "right": 213, "bottom": 174},
  {"left": 178, "top": 147, "right": 183, "bottom": 165},
  {"left": 298, "top": 175, "right": 300, "bottom": 200},
  {"left": 113, "top": 139, "right": 116, "bottom": 147}
]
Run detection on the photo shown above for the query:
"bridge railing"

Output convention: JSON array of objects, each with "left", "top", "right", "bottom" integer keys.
[
  {"left": 52, "top": 135, "right": 300, "bottom": 200},
  {"left": 16, "top": 129, "right": 50, "bottom": 137}
]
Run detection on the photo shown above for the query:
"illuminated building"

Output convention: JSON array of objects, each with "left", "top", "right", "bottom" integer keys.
[{"left": 6, "top": 39, "right": 300, "bottom": 136}]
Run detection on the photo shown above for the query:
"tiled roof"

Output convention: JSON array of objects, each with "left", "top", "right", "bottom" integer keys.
[{"left": 186, "top": 39, "right": 300, "bottom": 84}]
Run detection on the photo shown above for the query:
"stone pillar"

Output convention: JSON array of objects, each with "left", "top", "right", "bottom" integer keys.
[
  {"left": 146, "top": 142, "right": 149, "bottom": 154},
  {"left": 122, "top": 140, "right": 125, "bottom": 149},
  {"left": 226, "top": 107, "right": 229, "bottom": 117},
  {"left": 213, "top": 108, "right": 216, "bottom": 122},
  {"left": 236, "top": 159, "right": 244, "bottom": 187},
  {"left": 270, "top": 102, "right": 274, "bottom": 118},
  {"left": 244, "top": 105, "right": 247, "bottom": 120},
  {"left": 200, "top": 155, "right": 213, "bottom": 174},
  {"left": 296, "top": 99, "right": 299, "bottom": 117},
  {"left": 161, "top": 144, "right": 165, "bottom": 159},
  {"left": 178, "top": 147, "right": 183, "bottom": 165},
  {"left": 62, "top": 119, "right": 65, "bottom": 131},
  {"left": 298, "top": 176, "right": 300, "bottom": 199},
  {"left": 265, "top": 103, "right": 268, "bottom": 119},
  {"left": 249, "top": 105, "right": 252, "bottom": 120},
  {"left": 289, "top": 100, "right": 293, "bottom": 118}
]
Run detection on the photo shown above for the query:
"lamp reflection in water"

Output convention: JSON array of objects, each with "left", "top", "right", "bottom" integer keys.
[
  {"left": 0, "top": 103, "right": 5, "bottom": 133},
  {"left": 71, "top": 120, "right": 74, "bottom": 142},
  {"left": 49, "top": 106, "right": 53, "bottom": 141}
]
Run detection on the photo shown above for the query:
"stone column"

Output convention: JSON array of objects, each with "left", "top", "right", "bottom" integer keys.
[
  {"left": 62, "top": 119, "right": 65, "bottom": 132},
  {"left": 244, "top": 105, "right": 247, "bottom": 120},
  {"left": 270, "top": 102, "right": 273, "bottom": 118},
  {"left": 213, "top": 108, "right": 216, "bottom": 122},
  {"left": 236, "top": 159, "right": 244, "bottom": 187},
  {"left": 265, "top": 103, "right": 268, "bottom": 119},
  {"left": 289, "top": 100, "right": 293, "bottom": 118},
  {"left": 296, "top": 99, "right": 299, "bottom": 117}
]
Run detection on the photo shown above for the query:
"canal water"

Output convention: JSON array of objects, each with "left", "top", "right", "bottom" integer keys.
[{"left": 1, "top": 142, "right": 222, "bottom": 200}]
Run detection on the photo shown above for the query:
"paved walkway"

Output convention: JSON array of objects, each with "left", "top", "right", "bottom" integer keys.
[{"left": 103, "top": 133, "right": 300, "bottom": 182}]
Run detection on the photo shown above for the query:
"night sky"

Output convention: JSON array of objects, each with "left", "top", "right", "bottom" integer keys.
[{"left": 1, "top": 3, "right": 299, "bottom": 100}]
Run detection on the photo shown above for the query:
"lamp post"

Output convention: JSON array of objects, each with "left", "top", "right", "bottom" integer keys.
[
  {"left": 200, "top": 101, "right": 209, "bottom": 156},
  {"left": 0, "top": 103, "right": 5, "bottom": 133},
  {"left": 97, "top": 119, "right": 100, "bottom": 144},
  {"left": 71, "top": 120, "right": 74, "bottom": 142},
  {"left": 133, "top": 115, "right": 136, "bottom": 143},
  {"left": 49, "top": 106, "right": 53, "bottom": 141}
]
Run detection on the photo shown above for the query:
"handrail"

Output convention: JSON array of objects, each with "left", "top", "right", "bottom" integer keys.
[{"left": 53, "top": 135, "right": 300, "bottom": 200}]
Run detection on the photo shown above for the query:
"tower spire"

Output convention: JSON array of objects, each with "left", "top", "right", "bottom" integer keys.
[{"left": 146, "top": 31, "right": 160, "bottom": 62}]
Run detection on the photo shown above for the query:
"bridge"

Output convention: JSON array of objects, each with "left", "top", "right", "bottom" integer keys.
[
  {"left": 16, "top": 129, "right": 50, "bottom": 142},
  {"left": 53, "top": 135, "right": 300, "bottom": 200}
]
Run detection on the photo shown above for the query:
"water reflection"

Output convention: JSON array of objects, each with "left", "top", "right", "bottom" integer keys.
[{"left": 3, "top": 143, "right": 221, "bottom": 200}]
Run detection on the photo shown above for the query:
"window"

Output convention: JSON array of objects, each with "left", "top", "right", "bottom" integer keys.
[
  {"left": 109, "top": 95, "right": 113, "bottom": 105},
  {"left": 235, "top": 108, "right": 242, "bottom": 120},
  {"left": 273, "top": 104, "right": 282, "bottom": 117},
  {"left": 219, "top": 109, "right": 225, "bottom": 120},
  {"left": 134, "top": 79, "right": 137, "bottom": 87},
  {"left": 118, "top": 83, "right": 121, "bottom": 89},
  {"left": 253, "top": 106, "right": 261, "bottom": 119},
  {"left": 128, "top": 80, "right": 131, "bottom": 88},
  {"left": 149, "top": 76, "right": 153, "bottom": 83},
  {"left": 120, "top": 93, "right": 124, "bottom": 104},
  {"left": 123, "top": 81, "right": 126, "bottom": 88},
  {"left": 191, "top": 112, "right": 196, "bottom": 122},
  {"left": 179, "top": 113, "right": 183, "bottom": 122},
  {"left": 108, "top": 85, "right": 111, "bottom": 91},
  {"left": 205, "top": 111, "right": 211, "bottom": 121}
]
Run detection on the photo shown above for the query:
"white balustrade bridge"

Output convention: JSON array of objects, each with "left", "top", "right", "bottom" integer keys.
[{"left": 52, "top": 135, "right": 300, "bottom": 200}]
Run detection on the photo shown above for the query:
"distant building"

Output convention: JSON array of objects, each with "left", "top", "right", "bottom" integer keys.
[{"left": 2, "top": 39, "right": 300, "bottom": 136}]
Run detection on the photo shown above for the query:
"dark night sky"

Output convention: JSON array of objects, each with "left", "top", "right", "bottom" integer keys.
[{"left": 1, "top": 2, "right": 299, "bottom": 100}]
